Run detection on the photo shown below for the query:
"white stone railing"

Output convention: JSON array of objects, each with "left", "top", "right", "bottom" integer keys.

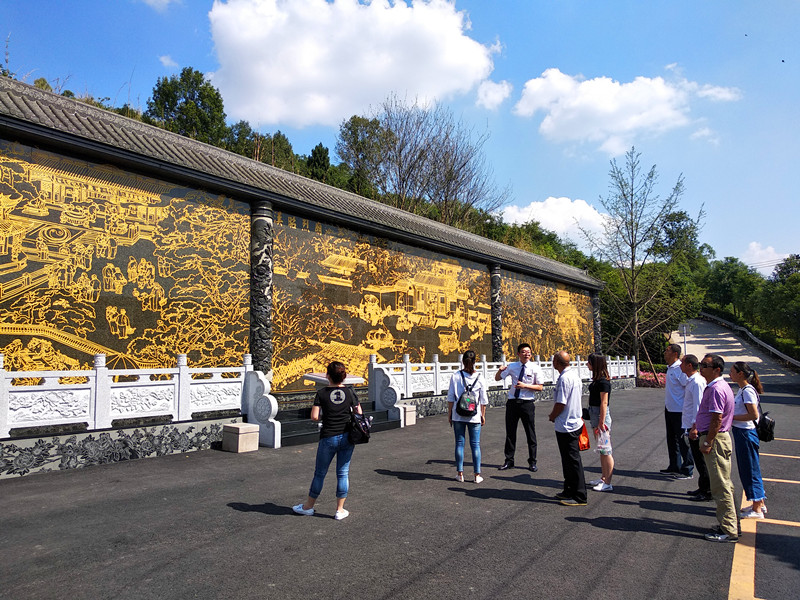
[
  {"left": 0, "top": 353, "right": 255, "bottom": 439},
  {"left": 368, "top": 354, "right": 636, "bottom": 410}
]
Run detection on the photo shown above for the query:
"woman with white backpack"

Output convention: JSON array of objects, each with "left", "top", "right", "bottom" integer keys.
[{"left": 447, "top": 350, "right": 489, "bottom": 483}]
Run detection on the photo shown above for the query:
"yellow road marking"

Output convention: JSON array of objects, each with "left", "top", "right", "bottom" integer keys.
[
  {"left": 760, "top": 453, "right": 800, "bottom": 459},
  {"left": 729, "top": 492, "right": 800, "bottom": 600},
  {"left": 773, "top": 438, "right": 800, "bottom": 442},
  {"left": 762, "top": 477, "right": 800, "bottom": 484}
]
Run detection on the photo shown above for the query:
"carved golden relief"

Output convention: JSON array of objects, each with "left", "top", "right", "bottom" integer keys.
[
  {"left": 500, "top": 271, "right": 593, "bottom": 361},
  {"left": 0, "top": 140, "right": 249, "bottom": 372},
  {"left": 272, "top": 211, "right": 493, "bottom": 391}
]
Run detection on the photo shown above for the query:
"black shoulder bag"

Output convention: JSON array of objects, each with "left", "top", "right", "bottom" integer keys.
[{"left": 348, "top": 389, "right": 372, "bottom": 444}]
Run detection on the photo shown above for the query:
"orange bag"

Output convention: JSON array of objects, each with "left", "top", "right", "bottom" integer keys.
[{"left": 578, "top": 423, "right": 591, "bottom": 451}]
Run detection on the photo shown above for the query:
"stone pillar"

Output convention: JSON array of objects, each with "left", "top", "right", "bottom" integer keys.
[
  {"left": 250, "top": 199, "right": 274, "bottom": 373},
  {"left": 591, "top": 290, "right": 602, "bottom": 353},
  {"left": 490, "top": 264, "right": 503, "bottom": 361}
]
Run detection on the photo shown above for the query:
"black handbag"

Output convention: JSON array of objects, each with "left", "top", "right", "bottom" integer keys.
[
  {"left": 349, "top": 404, "right": 372, "bottom": 445},
  {"left": 756, "top": 411, "right": 775, "bottom": 442},
  {"left": 752, "top": 389, "right": 775, "bottom": 442}
]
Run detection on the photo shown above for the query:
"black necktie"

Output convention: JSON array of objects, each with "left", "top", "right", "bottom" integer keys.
[{"left": 514, "top": 363, "right": 525, "bottom": 399}]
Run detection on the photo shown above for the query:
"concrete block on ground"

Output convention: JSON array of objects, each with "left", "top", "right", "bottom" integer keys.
[
  {"left": 398, "top": 403, "right": 416, "bottom": 427},
  {"left": 222, "top": 423, "right": 260, "bottom": 453}
]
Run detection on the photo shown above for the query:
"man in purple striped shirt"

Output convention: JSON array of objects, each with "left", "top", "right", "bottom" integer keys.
[{"left": 689, "top": 353, "right": 737, "bottom": 543}]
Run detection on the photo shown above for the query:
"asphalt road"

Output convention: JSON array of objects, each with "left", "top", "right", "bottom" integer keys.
[{"left": 1, "top": 320, "right": 798, "bottom": 600}]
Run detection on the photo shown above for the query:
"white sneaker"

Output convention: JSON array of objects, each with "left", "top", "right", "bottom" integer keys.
[
  {"left": 588, "top": 479, "right": 603, "bottom": 486},
  {"left": 474, "top": 475, "right": 484, "bottom": 484},
  {"left": 592, "top": 482, "right": 613, "bottom": 492},
  {"left": 740, "top": 508, "right": 764, "bottom": 519},
  {"left": 292, "top": 503, "right": 314, "bottom": 516},
  {"left": 334, "top": 509, "right": 349, "bottom": 521}
]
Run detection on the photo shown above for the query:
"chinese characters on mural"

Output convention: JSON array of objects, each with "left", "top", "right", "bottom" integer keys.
[{"left": 0, "top": 141, "right": 250, "bottom": 374}]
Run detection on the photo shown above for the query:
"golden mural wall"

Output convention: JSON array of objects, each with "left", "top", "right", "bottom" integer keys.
[
  {"left": 500, "top": 270, "right": 593, "bottom": 361},
  {"left": 272, "top": 211, "right": 493, "bottom": 391},
  {"left": 0, "top": 140, "right": 250, "bottom": 372}
]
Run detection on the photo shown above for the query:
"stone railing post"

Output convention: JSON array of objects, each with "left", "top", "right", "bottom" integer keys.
[
  {"left": 93, "top": 354, "right": 112, "bottom": 429},
  {"left": 368, "top": 354, "right": 379, "bottom": 406},
  {"left": 177, "top": 354, "right": 191, "bottom": 421},
  {"left": 403, "top": 354, "right": 411, "bottom": 399},
  {"left": 432, "top": 354, "right": 440, "bottom": 394},
  {"left": 241, "top": 354, "right": 253, "bottom": 417},
  {"left": 0, "top": 354, "right": 9, "bottom": 438}
]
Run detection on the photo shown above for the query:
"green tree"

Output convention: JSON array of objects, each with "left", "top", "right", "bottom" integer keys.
[
  {"left": 145, "top": 67, "right": 227, "bottom": 146},
  {"left": 705, "top": 257, "right": 762, "bottom": 319},
  {"left": 224, "top": 120, "right": 257, "bottom": 158},
  {"left": 262, "top": 131, "right": 295, "bottom": 171},
  {"left": 335, "top": 115, "right": 384, "bottom": 197},
  {"left": 307, "top": 143, "right": 330, "bottom": 182},
  {"left": 581, "top": 147, "right": 693, "bottom": 364},
  {"left": 33, "top": 77, "right": 52, "bottom": 92},
  {"left": 770, "top": 253, "right": 800, "bottom": 284}
]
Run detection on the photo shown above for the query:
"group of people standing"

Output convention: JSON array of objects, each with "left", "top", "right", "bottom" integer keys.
[
  {"left": 291, "top": 343, "right": 767, "bottom": 533},
  {"left": 446, "top": 343, "right": 615, "bottom": 507},
  {"left": 661, "top": 343, "right": 768, "bottom": 543}
]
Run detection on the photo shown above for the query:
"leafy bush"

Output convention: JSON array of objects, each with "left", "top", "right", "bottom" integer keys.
[{"left": 639, "top": 361, "right": 668, "bottom": 373}]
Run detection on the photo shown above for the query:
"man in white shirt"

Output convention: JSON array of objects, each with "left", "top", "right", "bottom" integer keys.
[
  {"left": 548, "top": 351, "right": 587, "bottom": 506},
  {"left": 495, "top": 343, "right": 544, "bottom": 471},
  {"left": 662, "top": 343, "right": 693, "bottom": 478},
  {"left": 681, "top": 354, "right": 711, "bottom": 500}
]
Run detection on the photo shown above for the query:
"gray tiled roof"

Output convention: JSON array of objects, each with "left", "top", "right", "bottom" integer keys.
[{"left": 0, "top": 78, "right": 602, "bottom": 290}]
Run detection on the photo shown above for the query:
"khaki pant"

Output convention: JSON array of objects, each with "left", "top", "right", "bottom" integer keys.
[{"left": 701, "top": 432, "right": 738, "bottom": 537}]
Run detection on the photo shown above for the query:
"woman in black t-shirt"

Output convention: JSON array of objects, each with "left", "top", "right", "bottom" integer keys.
[
  {"left": 587, "top": 353, "right": 614, "bottom": 492},
  {"left": 293, "top": 361, "right": 363, "bottom": 521}
]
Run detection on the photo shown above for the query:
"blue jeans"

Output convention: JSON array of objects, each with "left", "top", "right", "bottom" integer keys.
[
  {"left": 732, "top": 427, "right": 766, "bottom": 502},
  {"left": 453, "top": 421, "right": 481, "bottom": 473},
  {"left": 309, "top": 433, "right": 355, "bottom": 499}
]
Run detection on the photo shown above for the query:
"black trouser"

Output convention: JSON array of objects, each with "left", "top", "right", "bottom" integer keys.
[
  {"left": 689, "top": 437, "right": 711, "bottom": 494},
  {"left": 664, "top": 408, "right": 694, "bottom": 475},
  {"left": 504, "top": 400, "right": 537, "bottom": 465},
  {"left": 555, "top": 429, "right": 587, "bottom": 503}
]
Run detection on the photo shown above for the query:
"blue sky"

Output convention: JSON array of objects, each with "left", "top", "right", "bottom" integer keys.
[{"left": 4, "top": 0, "right": 797, "bottom": 275}]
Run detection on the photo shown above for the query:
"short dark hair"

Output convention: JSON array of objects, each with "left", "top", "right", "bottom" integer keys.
[
  {"left": 326, "top": 361, "right": 347, "bottom": 384},
  {"left": 517, "top": 343, "right": 531, "bottom": 354},
  {"left": 703, "top": 354, "right": 725, "bottom": 372},
  {"left": 667, "top": 343, "right": 681, "bottom": 356},
  {"left": 682, "top": 354, "right": 699, "bottom": 370}
]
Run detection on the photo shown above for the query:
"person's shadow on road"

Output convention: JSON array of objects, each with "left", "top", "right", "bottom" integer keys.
[{"left": 228, "top": 501, "right": 294, "bottom": 515}]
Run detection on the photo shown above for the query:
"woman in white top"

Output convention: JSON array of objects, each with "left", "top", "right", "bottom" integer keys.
[
  {"left": 729, "top": 361, "right": 767, "bottom": 518},
  {"left": 447, "top": 350, "right": 489, "bottom": 483}
]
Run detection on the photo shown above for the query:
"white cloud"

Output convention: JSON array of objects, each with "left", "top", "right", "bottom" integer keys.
[
  {"left": 690, "top": 126, "right": 719, "bottom": 145},
  {"left": 159, "top": 55, "right": 178, "bottom": 68},
  {"left": 141, "top": 0, "right": 178, "bottom": 11},
  {"left": 512, "top": 67, "right": 740, "bottom": 156},
  {"left": 476, "top": 79, "right": 511, "bottom": 110},
  {"left": 208, "top": 0, "right": 497, "bottom": 127},
  {"left": 740, "top": 242, "right": 789, "bottom": 277},
  {"left": 502, "top": 196, "right": 606, "bottom": 248}
]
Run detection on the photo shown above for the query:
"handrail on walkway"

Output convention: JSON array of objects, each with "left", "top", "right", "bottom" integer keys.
[
  {"left": 699, "top": 312, "right": 800, "bottom": 370},
  {"left": 367, "top": 353, "right": 637, "bottom": 410}
]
